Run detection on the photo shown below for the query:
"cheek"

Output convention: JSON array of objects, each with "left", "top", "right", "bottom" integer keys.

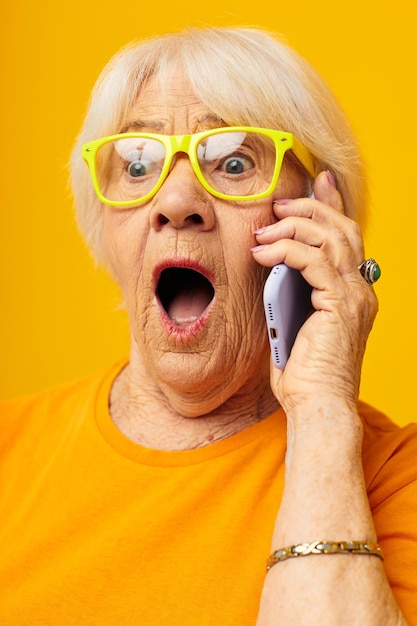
[
  {"left": 102, "top": 209, "right": 148, "bottom": 288},
  {"left": 226, "top": 253, "right": 268, "bottom": 320},
  {"left": 224, "top": 262, "right": 270, "bottom": 373},
  {"left": 219, "top": 210, "right": 271, "bottom": 335},
  {"left": 225, "top": 200, "right": 276, "bottom": 236},
  {"left": 220, "top": 205, "right": 281, "bottom": 353}
]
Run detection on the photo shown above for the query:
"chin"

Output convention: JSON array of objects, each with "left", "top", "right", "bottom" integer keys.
[
  {"left": 149, "top": 345, "right": 268, "bottom": 418},
  {"left": 154, "top": 350, "right": 232, "bottom": 394}
]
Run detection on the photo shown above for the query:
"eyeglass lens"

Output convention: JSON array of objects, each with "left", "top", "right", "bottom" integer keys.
[{"left": 95, "top": 130, "right": 278, "bottom": 203}]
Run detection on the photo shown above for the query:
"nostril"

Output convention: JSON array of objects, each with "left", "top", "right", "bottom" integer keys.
[
  {"left": 155, "top": 213, "right": 204, "bottom": 228},
  {"left": 157, "top": 214, "right": 170, "bottom": 226}
]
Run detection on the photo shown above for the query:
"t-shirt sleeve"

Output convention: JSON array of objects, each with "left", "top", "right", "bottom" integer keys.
[{"left": 360, "top": 402, "right": 417, "bottom": 623}]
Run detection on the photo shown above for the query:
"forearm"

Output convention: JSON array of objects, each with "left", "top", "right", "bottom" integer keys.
[
  {"left": 256, "top": 403, "right": 407, "bottom": 626},
  {"left": 253, "top": 176, "right": 408, "bottom": 624}
]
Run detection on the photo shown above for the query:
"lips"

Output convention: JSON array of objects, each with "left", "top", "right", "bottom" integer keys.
[{"left": 155, "top": 263, "right": 215, "bottom": 328}]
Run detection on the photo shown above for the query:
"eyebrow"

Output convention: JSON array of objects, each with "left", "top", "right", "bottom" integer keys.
[
  {"left": 119, "top": 114, "right": 225, "bottom": 135},
  {"left": 120, "top": 119, "right": 166, "bottom": 134}
]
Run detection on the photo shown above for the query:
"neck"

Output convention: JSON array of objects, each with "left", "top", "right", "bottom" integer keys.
[{"left": 109, "top": 353, "right": 278, "bottom": 451}]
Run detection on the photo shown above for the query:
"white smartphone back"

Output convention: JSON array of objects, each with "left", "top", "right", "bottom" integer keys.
[{"left": 263, "top": 264, "right": 312, "bottom": 369}]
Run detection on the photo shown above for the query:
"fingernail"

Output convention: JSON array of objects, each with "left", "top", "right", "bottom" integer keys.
[
  {"left": 274, "top": 199, "right": 293, "bottom": 205},
  {"left": 253, "top": 225, "right": 272, "bottom": 235},
  {"left": 250, "top": 244, "right": 268, "bottom": 252},
  {"left": 327, "top": 170, "right": 336, "bottom": 186}
]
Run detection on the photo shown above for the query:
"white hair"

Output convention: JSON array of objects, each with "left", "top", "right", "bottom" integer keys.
[{"left": 70, "top": 26, "right": 367, "bottom": 263}]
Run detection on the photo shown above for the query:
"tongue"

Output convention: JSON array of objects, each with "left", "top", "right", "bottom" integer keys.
[{"left": 167, "top": 286, "right": 211, "bottom": 327}]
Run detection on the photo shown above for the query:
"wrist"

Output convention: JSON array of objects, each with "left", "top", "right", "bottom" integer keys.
[
  {"left": 284, "top": 399, "right": 363, "bottom": 446},
  {"left": 277, "top": 404, "right": 371, "bottom": 544}
]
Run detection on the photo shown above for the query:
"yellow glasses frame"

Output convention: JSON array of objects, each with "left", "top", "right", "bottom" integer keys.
[{"left": 81, "top": 126, "right": 316, "bottom": 207}]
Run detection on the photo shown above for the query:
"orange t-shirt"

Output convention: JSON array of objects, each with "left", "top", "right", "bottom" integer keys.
[{"left": 1, "top": 361, "right": 416, "bottom": 625}]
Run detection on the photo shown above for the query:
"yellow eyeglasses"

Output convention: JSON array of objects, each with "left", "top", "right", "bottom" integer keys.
[{"left": 82, "top": 126, "right": 315, "bottom": 207}]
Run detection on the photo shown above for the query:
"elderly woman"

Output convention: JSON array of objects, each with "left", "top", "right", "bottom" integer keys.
[{"left": 1, "top": 27, "right": 416, "bottom": 625}]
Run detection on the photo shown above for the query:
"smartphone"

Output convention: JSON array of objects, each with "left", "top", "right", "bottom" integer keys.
[{"left": 263, "top": 264, "right": 312, "bottom": 369}]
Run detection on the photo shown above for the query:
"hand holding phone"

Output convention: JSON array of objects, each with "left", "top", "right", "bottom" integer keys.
[{"left": 263, "top": 264, "right": 312, "bottom": 369}]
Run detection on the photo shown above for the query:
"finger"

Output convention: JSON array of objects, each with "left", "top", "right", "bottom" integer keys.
[
  {"left": 252, "top": 236, "right": 326, "bottom": 275},
  {"left": 255, "top": 215, "right": 364, "bottom": 272},
  {"left": 313, "top": 170, "right": 345, "bottom": 214},
  {"left": 252, "top": 234, "right": 365, "bottom": 291},
  {"left": 255, "top": 215, "right": 346, "bottom": 249},
  {"left": 270, "top": 200, "right": 364, "bottom": 266},
  {"left": 273, "top": 196, "right": 347, "bottom": 227},
  {"left": 258, "top": 212, "right": 364, "bottom": 270},
  {"left": 273, "top": 171, "right": 345, "bottom": 224}
]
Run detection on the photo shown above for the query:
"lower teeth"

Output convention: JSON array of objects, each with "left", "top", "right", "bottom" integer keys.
[{"left": 171, "top": 316, "right": 198, "bottom": 327}]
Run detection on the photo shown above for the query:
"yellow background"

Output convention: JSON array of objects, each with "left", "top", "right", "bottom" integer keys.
[{"left": 1, "top": 1, "right": 416, "bottom": 426}]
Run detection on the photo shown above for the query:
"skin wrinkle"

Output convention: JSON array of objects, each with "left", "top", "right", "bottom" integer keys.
[
  {"left": 110, "top": 360, "right": 274, "bottom": 449},
  {"left": 104, "top": 73, "right": 307, "bottom": 445},
  {"left": 226, "top": 269, "right": 270, "bottom": 373},
  {"left": 132, "top": 231, "right": 216, "bottom": 368},
  {"left": 72, "top": 37, "right": 408, "bottom": 625}
]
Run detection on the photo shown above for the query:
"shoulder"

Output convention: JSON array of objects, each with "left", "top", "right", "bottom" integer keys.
[{"left": 0, "top": 360, "right": 126, "bottom": 444}]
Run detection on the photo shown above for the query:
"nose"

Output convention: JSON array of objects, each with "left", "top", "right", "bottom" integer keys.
[{"left": 149, "top": 157, "right": 216, "bottom": 231}]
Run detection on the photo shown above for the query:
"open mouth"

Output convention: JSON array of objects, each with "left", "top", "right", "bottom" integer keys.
[{"left": 157, "top": 267, "right": 215, "bottom": 327}]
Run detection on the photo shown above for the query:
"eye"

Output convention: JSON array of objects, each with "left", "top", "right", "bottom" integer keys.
[
  {"left": 221, "top": 154, "right": 254, "bottom": 175},
  {"left": 127, "top": 160, "right": 147, "bottom": 177}
]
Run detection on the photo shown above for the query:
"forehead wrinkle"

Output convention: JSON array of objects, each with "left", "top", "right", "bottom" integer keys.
[
  {"left": 120, "top": 119, "right": 166, "bottom": 133},
  {"left": 119, "top": 74, "right": 227, "bottom": 135},
  {"left": 120, "top": 113, "right": 226, "bottom": 135},
  {"left": 195, "top": 113, "right": 225, "bottom": 131}
]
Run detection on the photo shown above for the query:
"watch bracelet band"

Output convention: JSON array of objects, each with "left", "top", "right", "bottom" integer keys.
[{"left": 266, "top": 540, "right": 383, "bottom": 571}]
